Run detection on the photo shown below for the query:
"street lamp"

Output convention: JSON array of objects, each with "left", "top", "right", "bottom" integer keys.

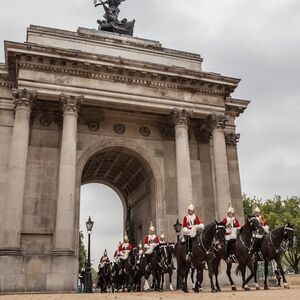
[
  {"left": 84, "top": 216, "right": 94, "bottom": 293},
  {"left": 173, "top": 218, "right": 182, "bottom": 242},
  {"left": 173, "top": 218, "right": 182, "bottom": 290}
]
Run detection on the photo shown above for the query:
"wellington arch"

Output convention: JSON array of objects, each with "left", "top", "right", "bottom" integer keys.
[{"left": 0, "top": 25, "right": 249, "bottom": 292}]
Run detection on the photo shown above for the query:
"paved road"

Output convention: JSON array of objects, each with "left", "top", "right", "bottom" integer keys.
[{"left": 1, "top": 286, "right": 300, "bottom": 300}]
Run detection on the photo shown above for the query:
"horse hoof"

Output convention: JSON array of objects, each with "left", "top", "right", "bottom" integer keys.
[
  {"left": 232, "top": 286, "right": 237, "bottom": 291},
  {"left": 217, "top": 287, "right": 222, "bottom": 292},
  {"left": 256, "top": 287, "right": 261, "bottom": 290},
  {"left": 211, "top": 289, "right": 217, "bottom": 293},
  {"left": 194, "top": 288, "right": 199, "bottom": 293},
  {"left": 264, "top": 287, "right": 269, "bottom": 290},
  {"left": 284, "top": 285, "right": 290, "bottom": 289},
  {"left": 245, "top": 288, "right": 251, "bottom": 291}
]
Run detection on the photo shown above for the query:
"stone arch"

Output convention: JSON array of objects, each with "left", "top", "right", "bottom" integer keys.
[{"left": 74, "top": 138, "right": 166, "bottom": 252}]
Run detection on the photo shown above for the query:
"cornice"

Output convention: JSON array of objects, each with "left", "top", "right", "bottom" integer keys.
[
  {"left": 18, "top": 61, "right": 234, "bottom": 97},
  {"left": 5, "top": 41, "right": 240, "bottom": 92}
]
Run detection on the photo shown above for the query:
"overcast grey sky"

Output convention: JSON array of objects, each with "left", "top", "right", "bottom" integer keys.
[{"left": 1, "top": 0, "right": 299, "bottom": 262}]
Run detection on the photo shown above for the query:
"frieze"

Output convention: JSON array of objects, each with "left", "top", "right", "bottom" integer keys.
[
  {"left": 39, "top": 114, "right": 52, "bottom": 127},
  {"left": 194, "top": 123, "right": 211, "bottom": 144},
  {"left": 158, "top": 122, "right": 174, "bottom": 140},
  {"left": 114, "top": 123, "right": 125, "bottom": 135},
  {"left": 88, "top": 121, "right": 100, "bottom": 132},
  {"left": 18, "top": 62, "right": 234, "bottom": 97},
  {"left": 225, "top": 132, "right": 240, "bottom": 146},
  {"left": 139, "top": 126, "right": 151, "bottom": 137}
]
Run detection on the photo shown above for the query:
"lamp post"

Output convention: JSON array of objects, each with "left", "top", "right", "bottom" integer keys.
[
  {"left": 84, "top": 216, "right": 94, "bottom": 293},
  {"left": 173, "top": 218, "right": 182, "bottom": 242},
  {"left": 173, "top": 218, "right": 182, "bottom": 290}
]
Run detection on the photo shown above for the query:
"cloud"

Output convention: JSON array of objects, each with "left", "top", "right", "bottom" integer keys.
[{"left": 1, "top": 0, "right": 299, "bottom": 262}]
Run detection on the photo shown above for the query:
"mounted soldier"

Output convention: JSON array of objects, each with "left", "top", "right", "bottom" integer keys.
[
  {"left": 144, "top": 222, "right": 160, "bottom": 271},
  {"left": 252, "top": 206, "right": 269, "bottom": 260},
  {"left": 117, "top": 232, "right": 133, "bottom": 275},
  {"left": 99, "top": 249, "right": 110, "bottom": 268},
  {"left": 253, "top": 206, "right": 269, "bottom": 234},
  {"left": 223, "top": 202, "right": 241, "bottom": 261},
  {"left": 182, "top": 204, "right": 204, "bottom": 261}
]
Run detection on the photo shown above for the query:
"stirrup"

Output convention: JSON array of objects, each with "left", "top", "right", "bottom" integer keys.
[{"left": 185, "top": 253, "right": 192, "bottom": 261}]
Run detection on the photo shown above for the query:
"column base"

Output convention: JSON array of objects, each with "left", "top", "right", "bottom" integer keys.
[
  {"left": 0, "top": 247, "right": 22, "bottom": 256},
  {"left": 52, "top": 248, "right": 76, "bottom": 256}
]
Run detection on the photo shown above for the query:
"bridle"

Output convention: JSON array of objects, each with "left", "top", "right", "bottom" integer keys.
[
  {"left": 239, "top": 216, "right": 259, "bottom": 253},
  {"left": 199, "top": 224, "right": 226, "bottom": 256},
  {"left": 269, "top": 225, "right": 294, "bottom": 254}
]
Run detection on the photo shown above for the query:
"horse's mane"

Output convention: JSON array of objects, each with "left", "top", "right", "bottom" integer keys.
[
  {"left": 201, "top": 221, "right": 217, "bottom": 235},
  {"left": 239, "top": 215, "right": 256, "bottom": 235}
]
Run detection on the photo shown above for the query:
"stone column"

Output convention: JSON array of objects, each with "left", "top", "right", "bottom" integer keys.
[
  {"left": 53, "top": 94, "right": 82, "bottom": 256},
  {"left": 172, "top": 108, "right": 193, "bottom": 222},
  {"left": 0, "top": 89, "right": 37, "bottom": 255},
  {"left": 209, "top": 113, "right": 232, "bottom": 219}
]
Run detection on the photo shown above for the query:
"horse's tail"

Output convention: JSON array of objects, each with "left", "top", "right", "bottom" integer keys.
[{"left": 235, "top": 264, "right": 241, "bottom": 276}]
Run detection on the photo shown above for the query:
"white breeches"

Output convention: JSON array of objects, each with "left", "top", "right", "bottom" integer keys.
[
  {"left": 183, "top": 224, "right": 204, "bottom": 238},
  {"left": 119, "top": 250, "right": 130, "bottom": 260},
  {"left": 225, "top": 228, "right": 238, "bottom": 241},
  {"left": 144, "top": 243, "right": 157, "bottom": 255}
]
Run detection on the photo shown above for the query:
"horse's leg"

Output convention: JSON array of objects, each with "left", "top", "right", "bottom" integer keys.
[
  {"left": 254, "top": 259, "right": 260, "bottom": 290},
  {"left": 169, "top": 271, "right": 174, "bottom": 291},
  {"left": 194, "top": 269, "right": 200, "bottom": 293},
  {"left": 214, "top": 257, "right": 221, "bottom": 292},
  {"left": 182, "top": 263, "right": 190, "bottom": 293},
  {"left": 226, "top": 261, "right": 236, "bottom": 290},
  {"left": 244, "top": 260, "right": 255, "bottom": 289},
  {"left": 275, "top": 257, "right": 289, "bottom": 289},
  {"left": 144, "top": 274, "right": 151, "bottom": 292},
  {"left": 208, "top": 259, "right": 217, "bottom": 293},
  {"left": 264, "top": 260, "right": 269, "bottom": 290},
  {"left": 240, "top": 264, "right": 250, "bottom": 291},
  {"left": 160, "top": 272, "right": 164, "bottom": 292}
]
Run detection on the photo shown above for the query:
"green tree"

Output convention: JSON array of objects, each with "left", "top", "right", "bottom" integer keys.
[
  {"left": 79, "top": 231, "right": 87, "bottom": 271},
  {"left": 243, "top": 195, "right": 300, "bottom": 274}
]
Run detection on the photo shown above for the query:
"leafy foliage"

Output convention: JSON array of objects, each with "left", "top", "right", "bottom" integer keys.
[
  {"left": 79, "top": 231, "right": 87, "bottom": 271},
  {"left": 243, "top": 195, "right": 300, "bottom": 274}
]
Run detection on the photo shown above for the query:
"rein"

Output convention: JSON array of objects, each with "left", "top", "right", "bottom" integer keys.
[
  {"left": 268, "top": 226, "right": 294, "bottom": 254},
  {"left": 198, "top": 224, "right": 224, "bottom": 255},
  {"left": 238, "top": 219, "right": 256, "bottom": 254}
]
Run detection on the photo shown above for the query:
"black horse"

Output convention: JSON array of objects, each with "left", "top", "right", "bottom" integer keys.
[
  {"left": 175, "top": 221, "right": 226, "bottom": 293},
  {"left": 138, "top": 245, "right": 162, "bottom": 291},
  {"left": 97, "top": 262, "right": 112, "bottom": 293},
  {"left": 193, "top": 221, "right": 226, "bottom": 293},
  {"left": 119, "top": 247, "right": 140, "bottom": 291},
  {"left": 253, "top": 223, "right": 294, "bottom": 290},
  {"left": 233, "top": 215, "right": 263, "bottom": 290},
  {"left": 157, "top": 243, "right": 175, "bottom": 291}
]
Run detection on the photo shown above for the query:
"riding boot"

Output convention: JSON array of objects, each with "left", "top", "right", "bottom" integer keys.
[{"left": 185, "top": 235, "right": 191, "bottom": 261}]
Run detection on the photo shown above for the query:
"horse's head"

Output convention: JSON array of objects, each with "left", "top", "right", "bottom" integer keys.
[
  {"left": 284, "top": 223, "right": 295, "bottom": 247},
  {"left": 130, "top": 247, "right": 140, "bottom": 263},
  {"left": 214, "top": 220, "right": 226, "bottom": 249},
  {"left": 247, "top": 214, "right": 263, "bottom": 235},
  {"left": 159, "top": 243, "right": 174, "bottom": 265}
]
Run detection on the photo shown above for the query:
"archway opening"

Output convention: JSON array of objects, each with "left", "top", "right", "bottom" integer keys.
[
  {"left": 79, "top": 146, "right": 156, "bottom": 266},
  {"left": 80, "top": 183, "right": 123, "bottom": 264}
]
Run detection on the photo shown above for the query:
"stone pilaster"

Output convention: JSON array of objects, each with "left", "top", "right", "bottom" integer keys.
[
  {"left": 53, "top": 94, "right": 83, "bottom": 256},
  {"left": 172, "top": 108, "right": 193, "bottom": 222},
  {"left": 0, "top": 89, "right": 37, "bottom": 256},
  {"left": 208, "top": 113, "right": 232, "bottom": 220}
]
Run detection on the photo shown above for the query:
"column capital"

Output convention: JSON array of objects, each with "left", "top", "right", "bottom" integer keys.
[
  {"left": 208, "top": 113, "right": 229, "bottom": 130},
  {"left": 225, "top": 132, "right": 240, "bottom": 146},
  {"left": 12, "top": 88, "right": 37, "bottom": 110},
  {"left": 60, "top": 94, "right": 83, "bottom": 114},
  {"left": 172, "top": 108, "right": 193, "bottom": 127}
]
